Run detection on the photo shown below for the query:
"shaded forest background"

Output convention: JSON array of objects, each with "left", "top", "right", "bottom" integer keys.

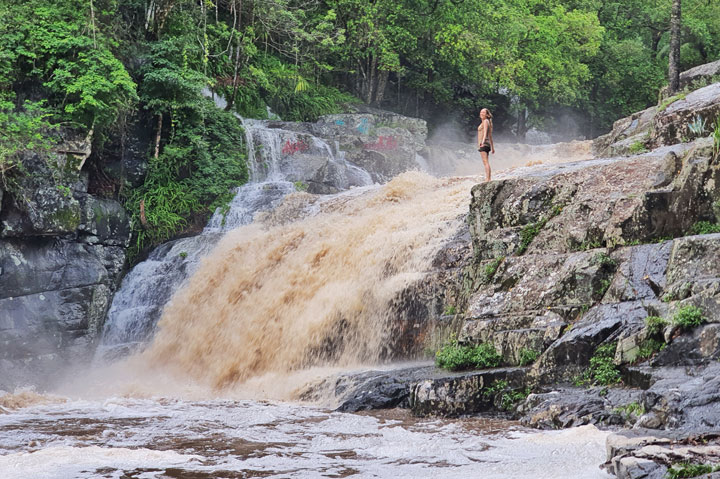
[{"left": 1, "top": 0, "right": 719, "bottom": 254}]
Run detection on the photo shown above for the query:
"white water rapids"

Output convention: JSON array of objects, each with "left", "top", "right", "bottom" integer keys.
[{"left": 0, "top": 394, "right": 612, "bottom": 479}]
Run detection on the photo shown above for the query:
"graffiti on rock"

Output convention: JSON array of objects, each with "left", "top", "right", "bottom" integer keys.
[
  {"left": 363, "top": 136, "right": 398, "bottom": 151},
  {"left": 282, "top": 139, "right": 310, "bottom": 155}
]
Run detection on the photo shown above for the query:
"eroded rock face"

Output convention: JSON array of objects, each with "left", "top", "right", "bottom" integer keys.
[{"left": 0, "top": 130, "right": 130, "bottom": 390}]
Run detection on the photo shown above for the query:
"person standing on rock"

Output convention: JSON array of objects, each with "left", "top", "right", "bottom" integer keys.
[{"left": 477, "top": 108, "right": 495, "bottom": 181}]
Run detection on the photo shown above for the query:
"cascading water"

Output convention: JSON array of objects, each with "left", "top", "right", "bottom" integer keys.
[{"left": 98, "top": 100, "right": 374, "bottom": 360}]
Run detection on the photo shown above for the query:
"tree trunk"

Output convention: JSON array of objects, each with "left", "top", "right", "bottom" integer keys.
[
  {"left": 517, "top": 108, "right": 527, "bottom": 139},
  {"left": 154, "top": 114, "right": 163, "bottom": 159},
  {"left": 668, "top": 0, "right": 682, "bottom": 94},
  {"left": 375, "top": 70, "right": 389, "bottom": 106},
  {"left": 366, "top": 55, "right": 377, "bottom": 104}
]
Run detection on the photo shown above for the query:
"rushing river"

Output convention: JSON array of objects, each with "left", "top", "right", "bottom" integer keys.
[{"left": 0, "top": 394, "right": 612, "bottom": 479}]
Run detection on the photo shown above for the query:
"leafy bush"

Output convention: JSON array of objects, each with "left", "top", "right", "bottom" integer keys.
[
  {"left": 672, "top": 305, "right": 706, "bottom": 330},
  {"left": 126, "top": 99, "right": 249, "bottom": 259},
  {"left": 644, "top": 316, "right": 668, "bottom": 335},
  {"left": 518, "top": 348, "right": 540, "bottom": 366},
  {"left": 435, "top": 340, "right": 502, "bottom": 371},
  {"left": 576, "top": 343, "right": 621, "bottom": 386}
]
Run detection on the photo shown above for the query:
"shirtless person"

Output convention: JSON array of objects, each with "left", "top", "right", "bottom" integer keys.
[{"left": 477, "top": 108, "right": 495, "bottom": 182}]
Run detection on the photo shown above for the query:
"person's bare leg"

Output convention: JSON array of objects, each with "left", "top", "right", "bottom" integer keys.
[{"left": 481, "top": 151, "right": 491, "bottom": 181}]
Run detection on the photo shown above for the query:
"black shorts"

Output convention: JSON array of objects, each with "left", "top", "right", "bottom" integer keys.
[{"left": 478, "top": 145, "right": 491, "bottom": 153}]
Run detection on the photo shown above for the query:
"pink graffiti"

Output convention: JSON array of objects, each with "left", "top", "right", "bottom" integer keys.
[
  {"left": 282, "top": 139, "right": 310, "bottom": 155},
  {"left": 363, "top": 136, "right": 398, "bottom": 151}
]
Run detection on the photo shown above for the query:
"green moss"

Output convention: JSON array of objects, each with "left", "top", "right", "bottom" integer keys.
[
  {"left": 442, "top": 305, "right": 456, "bottom": 315},
  {"left": 49, "top": 206, "right": 81, "bottom": 230},
  {"left": 293, "top": 181, "right": 309, "bottom": 192},
  {"left": 516, "top": 202, "right": 564, "bottom": 255}
]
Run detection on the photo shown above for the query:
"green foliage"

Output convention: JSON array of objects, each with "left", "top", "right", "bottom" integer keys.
[
  {"left": 0, "top": 101, "right": 55, "bottom": 189},
  {"left": 713, "top": 117, "right": 720, "bottom": 159},
  {"left": 689, "top": 221, "right": 720, "bottom": 235},
  {"left": 577, "top": 343, "right": 621, "bottom": 387},
  {"left": 435, "top": 339, "right": 502, "bottom": 371},
  {"left": 179, "top": 251, "right": 188, "bottom": 259},
  {"left": 613, "top": 401, "right": 645, "bottom": 418},
  {"left": 645, "top": 316, "right": 669, "bottom": 335},
  {"left": 672, "top": 305, "right": 706, "bottom": 330},
  {"left": 637, "top": 338, "right": 665, "bottom": 361},
  {"left": 518, "top": 348, "right": 540, "bottom": 366},
  {"left": 499, "top": 388, "right": 531, "bottom": 411},
  {"left": 126, "top": 100, "right": 248, "bottom": 257},
  {"left": 667, "top": 463, "right": 717, "bottom": 479},
  {"left": 687, "top": 115, "right": 707, "bottom": 137},
  {"left": 658, "top": 93, "right": 687, "bottom": 112},
  {"left": 628, "top": 141, "right": 649, "bottom": 154},
  {"left": 293, "top": 181, "right": 309, "bottom": 192},
  {"left": 484, "top": 256, "right": 505, "bottom": 282},
  {"left": 591, "top": 252, "right": 617, "bottom": 268},
  {"left": 1, "top": 0, "right": 136, "bottom": 131},
  {"left": 442, "top": 305, "right": 457, "bottom": 316}
]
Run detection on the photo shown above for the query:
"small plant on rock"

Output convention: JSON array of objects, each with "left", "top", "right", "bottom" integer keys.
[
  {"left": 435, "top": 339, "right": 502, "bottom": 371},
  {"left": 672, "top": 305, "right": 706, "bottom": 330},
  {"left": 628, "top": 141, "right": 648, "bottom": 154},
  {"left": 687, "top": 115, "right": 707, "bottom": 137},
  {"left": 577, "top": 343, "right": 621, "bottom": 386},
  {"left": 637, "top": 339, "right": 665, "bottom": 361},
  {"left": 713, "top": 117, "right": 720, "bottom": 159},
  {"left": 613, "top": 401, "right": 645, "bottom": 419},
  {"left": 667, "top": 462, "right": 717, "bottom": 479},
  {"left": 518, "top": 348, "right": 540, "bottom": 366},
  {"left": 484, "top": 256, "right": 504, "bottom": 282},
  {"left": 644, "top": 316, "right": 668, "bottom": 335},
  {"left": 689, "top": 221, "right": 720, "bottom": 235}
]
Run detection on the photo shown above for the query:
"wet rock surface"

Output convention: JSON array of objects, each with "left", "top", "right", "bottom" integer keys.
[{"left": 0, "top": 130, "right": 130, "bottom": 390}]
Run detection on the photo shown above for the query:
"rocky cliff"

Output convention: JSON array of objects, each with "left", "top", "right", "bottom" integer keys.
[{"left": 0, "top": 129, "right": 131, "bottom": 390}]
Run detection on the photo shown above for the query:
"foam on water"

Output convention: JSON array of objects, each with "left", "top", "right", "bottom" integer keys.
[{"left": 0, "top": 397, "right": 613, "bottom": 479}]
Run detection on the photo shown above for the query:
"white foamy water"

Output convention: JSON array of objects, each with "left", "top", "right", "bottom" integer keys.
[{"left": 0, "top": 397, "right": 612, "bottom": 479}]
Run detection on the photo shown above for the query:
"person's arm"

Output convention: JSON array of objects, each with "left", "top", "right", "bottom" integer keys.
[{"left": 489, "top": 126, "right": 495, "bottom": 154}]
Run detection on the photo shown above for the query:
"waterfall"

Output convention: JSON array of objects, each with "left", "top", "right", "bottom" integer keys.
[
  {"left": 98, "top": 96, "right": 374, "bottom": 360},
  {"left": 134, "top": 171, "right": 475, "bottom": 391}
]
